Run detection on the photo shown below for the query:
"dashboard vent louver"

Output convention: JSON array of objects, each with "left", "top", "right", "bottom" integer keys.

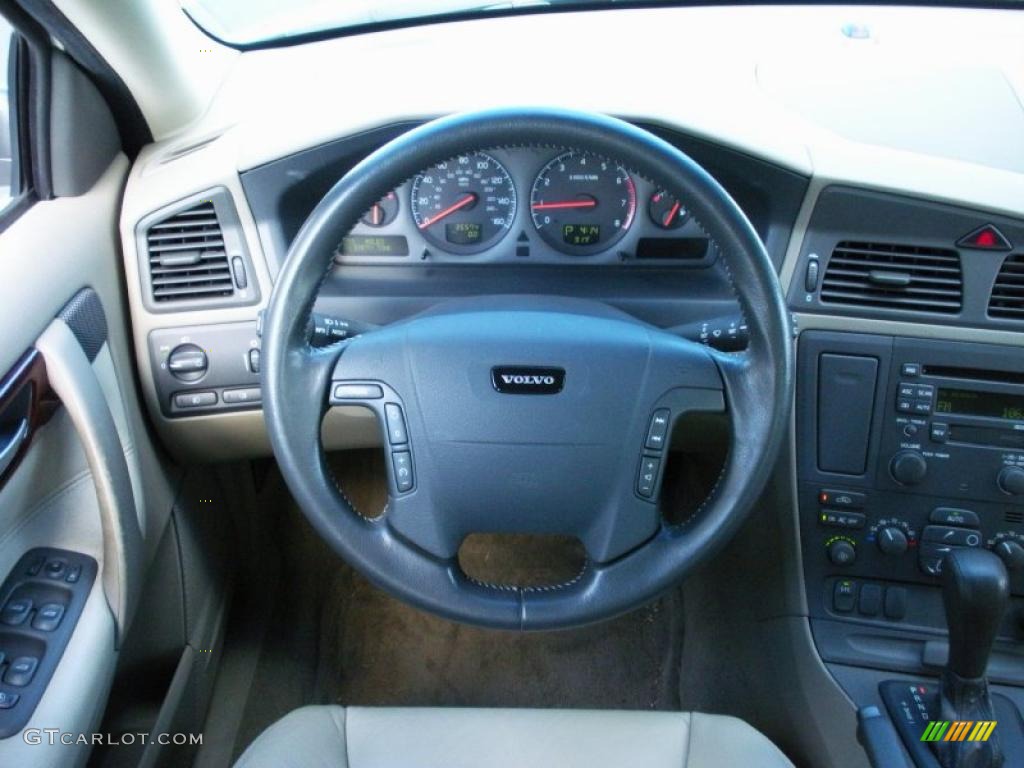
[
  {"left": 145, "top": 201, "right": 234, "bottom": 303},
  {"left": 988, "top": 254, "right": 1024, "bottom": 320},
  {"left": 820, "top": 241, "right": 962, "bottom": 315},
  {"left": 1006, "top": 509, "right": 1023, "bottom": 525}
]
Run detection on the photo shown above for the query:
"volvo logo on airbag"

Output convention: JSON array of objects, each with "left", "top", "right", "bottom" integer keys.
[{"left": 491, "top": 366, "right": 565, "bottom": 394}]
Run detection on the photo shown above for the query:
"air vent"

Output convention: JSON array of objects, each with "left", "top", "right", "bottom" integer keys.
[
  {"left": 145, "top": 201, "right": 234, "bottom": 303},
  {"left": 820, "top": 241, "right": 962, "bottom": 314},
  {"left": 988, "top": 254, "right": 1024, "bottom": 320},
  {"left": 1006, "top": 509, "right": 1023, "bottom": 525}
]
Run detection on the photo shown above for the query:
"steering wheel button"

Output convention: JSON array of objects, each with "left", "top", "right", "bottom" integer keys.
[
  {"left": 384, "top": 404, "right": 408, "bottom": 445},
  {"left": 333, "top": 383, "right": 383, "bottom": 400},
  {"left": 392, "top": 451, "right": 414, "bottom": 493},
  {"left": 637, "top": 456, "right": 661, "bottom": 498},
  {"left": 645, "top": 409, "right": 671, "bottom": 451}
]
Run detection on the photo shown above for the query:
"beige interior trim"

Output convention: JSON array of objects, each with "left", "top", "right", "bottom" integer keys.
[{"left": 36, "top": 323, "right": 143, "bottom": 647}]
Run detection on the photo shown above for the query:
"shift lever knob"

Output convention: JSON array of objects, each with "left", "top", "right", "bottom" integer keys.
[{"left": 941, "top": 548, "right": 1009, "bottom": 679}]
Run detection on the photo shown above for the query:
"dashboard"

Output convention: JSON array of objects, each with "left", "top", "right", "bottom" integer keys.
[{"left": 101, "top": 4, "right": 1024, "bottom": 760}]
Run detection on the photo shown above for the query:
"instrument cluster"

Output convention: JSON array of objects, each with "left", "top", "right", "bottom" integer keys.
[{"left": 337, "top": 148, "right": 712, "bottom": 266}]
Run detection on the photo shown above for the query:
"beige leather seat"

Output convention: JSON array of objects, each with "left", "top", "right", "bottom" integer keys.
[{"left": 235, "top": 706, "right": 793, "bottom": 767}]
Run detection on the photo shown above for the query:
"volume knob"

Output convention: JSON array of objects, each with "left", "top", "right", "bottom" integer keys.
[
  {"left": 890, "top": 451, "right": 928, "bottom": 486},
  {"left": 997, "top": 466, "right": 1024, "bottom": 496}
]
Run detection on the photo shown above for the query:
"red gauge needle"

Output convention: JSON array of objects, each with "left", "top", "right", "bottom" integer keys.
[
  {"left": 418, "top": 193, "right": 476, "bottom": 229},
  {"left": 531, "top": 199, "right": 598, "bottom": 211},
  {"left": 662, "top": 201, "right": 681, "bottom": 227}
]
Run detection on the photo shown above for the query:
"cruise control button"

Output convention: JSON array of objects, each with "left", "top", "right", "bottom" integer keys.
[
  {"left": 32, "top": 602, "right": 65, "bottom": 632},
  {"left": 0, "top": 598, "right": 32, "bottom": 626},
  {"left": 930, "top": 507, "right": 980, "bottom": 527},
  {"left": 637, "top": 456, "right": 661, "bottom": 498},
  {"left": 4, "top": 657, "right": 38, "bottom": 687},
  {"left": 645, "top": 409, "right": 670, "bottom": 451},
  {"left": 384, "top": 404, "right": 408, "bottom": 445},
  {"left": 248, "top": 347, "right": 261, "bottom": 373},
  {"left": 392, "top": 451, "right": 414, "bottom": 493},
  {"left": 222, "top": 387, "right": 262, "bottom": 404},
  {"left": 923, "top": 526, "right": 981, "bottom": 547},
  {"left": 174, "top": 391, "right": 217, "bottom": 409},
  {"left": 333, "top": 383, "right": 383, "bottom": 400}
]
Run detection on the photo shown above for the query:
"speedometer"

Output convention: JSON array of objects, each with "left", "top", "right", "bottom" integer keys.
[
  {"left": 410, "top": 153, "right": 516, "bottom": 254},
  {"left": 530, "top": 152, "right": 636, "bottom": 255}
]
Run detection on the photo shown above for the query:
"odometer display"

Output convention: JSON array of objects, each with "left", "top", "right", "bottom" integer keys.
[
  {"left": 410, "top": 153, "right": 516, "bottom": 254},
  {"left": 530, "top": 152, "right": 636, "bottom": 255}
]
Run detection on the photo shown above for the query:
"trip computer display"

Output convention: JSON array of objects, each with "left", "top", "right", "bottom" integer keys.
[{"left": 935, "top": 387, "right": 1024, "bottom": 421}]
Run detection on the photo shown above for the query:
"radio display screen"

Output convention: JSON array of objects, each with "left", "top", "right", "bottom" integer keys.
[{"left": 935, "top": 387, "right": 1024, "bottom": 421}]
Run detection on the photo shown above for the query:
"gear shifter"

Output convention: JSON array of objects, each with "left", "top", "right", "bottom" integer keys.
[{"left": 934, "top": 548, "right": 1009, "bottom": 768}]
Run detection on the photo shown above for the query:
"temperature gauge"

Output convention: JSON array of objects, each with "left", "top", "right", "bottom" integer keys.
[{"left": 648, "top": 191, "right": 688, "bottom": 230}]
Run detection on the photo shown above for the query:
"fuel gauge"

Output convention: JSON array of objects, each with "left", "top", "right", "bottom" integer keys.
[
  {"left": 648, "top": 191, "right": 688, "bottom": 230},
  {"left": 361, "top": 190, "right": 399, "bottom": 227}
]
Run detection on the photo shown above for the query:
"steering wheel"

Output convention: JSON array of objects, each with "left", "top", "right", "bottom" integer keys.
[{"left": 262, "top": 109, "right": 793, "bottom": 630}]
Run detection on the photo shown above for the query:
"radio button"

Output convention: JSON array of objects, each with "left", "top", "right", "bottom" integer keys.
[
  {"left": 901, "top": 363, "right": 921, "bottom": 377},
  {"left": 929, "top": 422, "right": 949, "bottom": 443},
  {"left": 915, "top": 384, "right": 935, "bottom": 398},
  {"left": 923, "top": 525, "right": 982, "bottom": 548},
  {"left": 930, "top": 507, "right": 980, "bottom": 527},
  {"left": 896, "top": 399, "right": 914, "bottom": 413},
  {"left": 912, "top": 401, "right": 932, "bottom": 414},
  {"left": 898, "top": 383, "right": 917, "bottom": 398}
]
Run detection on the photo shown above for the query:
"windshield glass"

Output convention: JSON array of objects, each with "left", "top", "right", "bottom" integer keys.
[{"left": 182, "top": 0, "right": 581, "bottom": 47}]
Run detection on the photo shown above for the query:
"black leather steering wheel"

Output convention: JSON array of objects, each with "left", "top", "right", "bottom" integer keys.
[{"left": 262, "top": 109, "right": 793, "bottom": 630}]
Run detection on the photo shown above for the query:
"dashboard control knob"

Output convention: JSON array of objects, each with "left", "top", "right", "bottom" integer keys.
[
  {"left": 877, "top": 526, "right": 909, "bottom": 556},
  {"left": 997, "top": 466, "right": 1024, "bottom": 496},
  {"left": 167, "top": 343, "right": 208, "bottom": 382},
  {"left": 890, "top": 451, "right": 928, "bottom": 486},
  {"left": 995, "top": 540, "right": 1024, "bottom": 571},
  {"left": 828, "top": 539, "right": 857, "bottom": 566}
]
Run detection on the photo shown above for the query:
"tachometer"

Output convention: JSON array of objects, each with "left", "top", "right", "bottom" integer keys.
[
  {"left": 410, "top": 153, "right": 516, "bottom": 254},
  {"left": 530, "top": 152, "right": 636, "bottom": 255}
]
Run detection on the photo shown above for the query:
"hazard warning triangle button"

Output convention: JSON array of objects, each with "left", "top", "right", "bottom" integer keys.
[{"left": 957, "top": 224, "right": 1011, "bottom": 251}]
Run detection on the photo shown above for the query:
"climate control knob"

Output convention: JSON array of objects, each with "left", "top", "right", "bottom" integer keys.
[
  {"left": 890, "top": 451, "right": 928, "bottom": 486},
  {"left": 997, "top": 466, "right": 1024, "bottom": 496},
  {"left": 995, "top": 540, "right": 1024, "bottom": 571},
  {"left": 877, "top": 526, "right": 909, "bottom": 556}
]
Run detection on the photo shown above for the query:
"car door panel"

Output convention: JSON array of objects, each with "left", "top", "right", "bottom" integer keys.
[{"left": 0, "top": 149, "right": 177, "bottom": 765}]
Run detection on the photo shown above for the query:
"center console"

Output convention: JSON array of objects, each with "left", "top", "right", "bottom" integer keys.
[{"left": 797, "top": 331, "right": 1024, "bottom": 685}]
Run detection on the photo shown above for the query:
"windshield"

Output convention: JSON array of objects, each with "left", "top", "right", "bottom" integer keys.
[{"left": 182, "top": 0, "right": 584, "bottom": 47}]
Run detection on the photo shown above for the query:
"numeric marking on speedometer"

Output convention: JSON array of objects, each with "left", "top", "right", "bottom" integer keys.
[
  {"left": 530, "top": 152, "right": 636, "bottom": 255},
  {"left": 410, "top": 153, "right": 516, "bottom": 254}
]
